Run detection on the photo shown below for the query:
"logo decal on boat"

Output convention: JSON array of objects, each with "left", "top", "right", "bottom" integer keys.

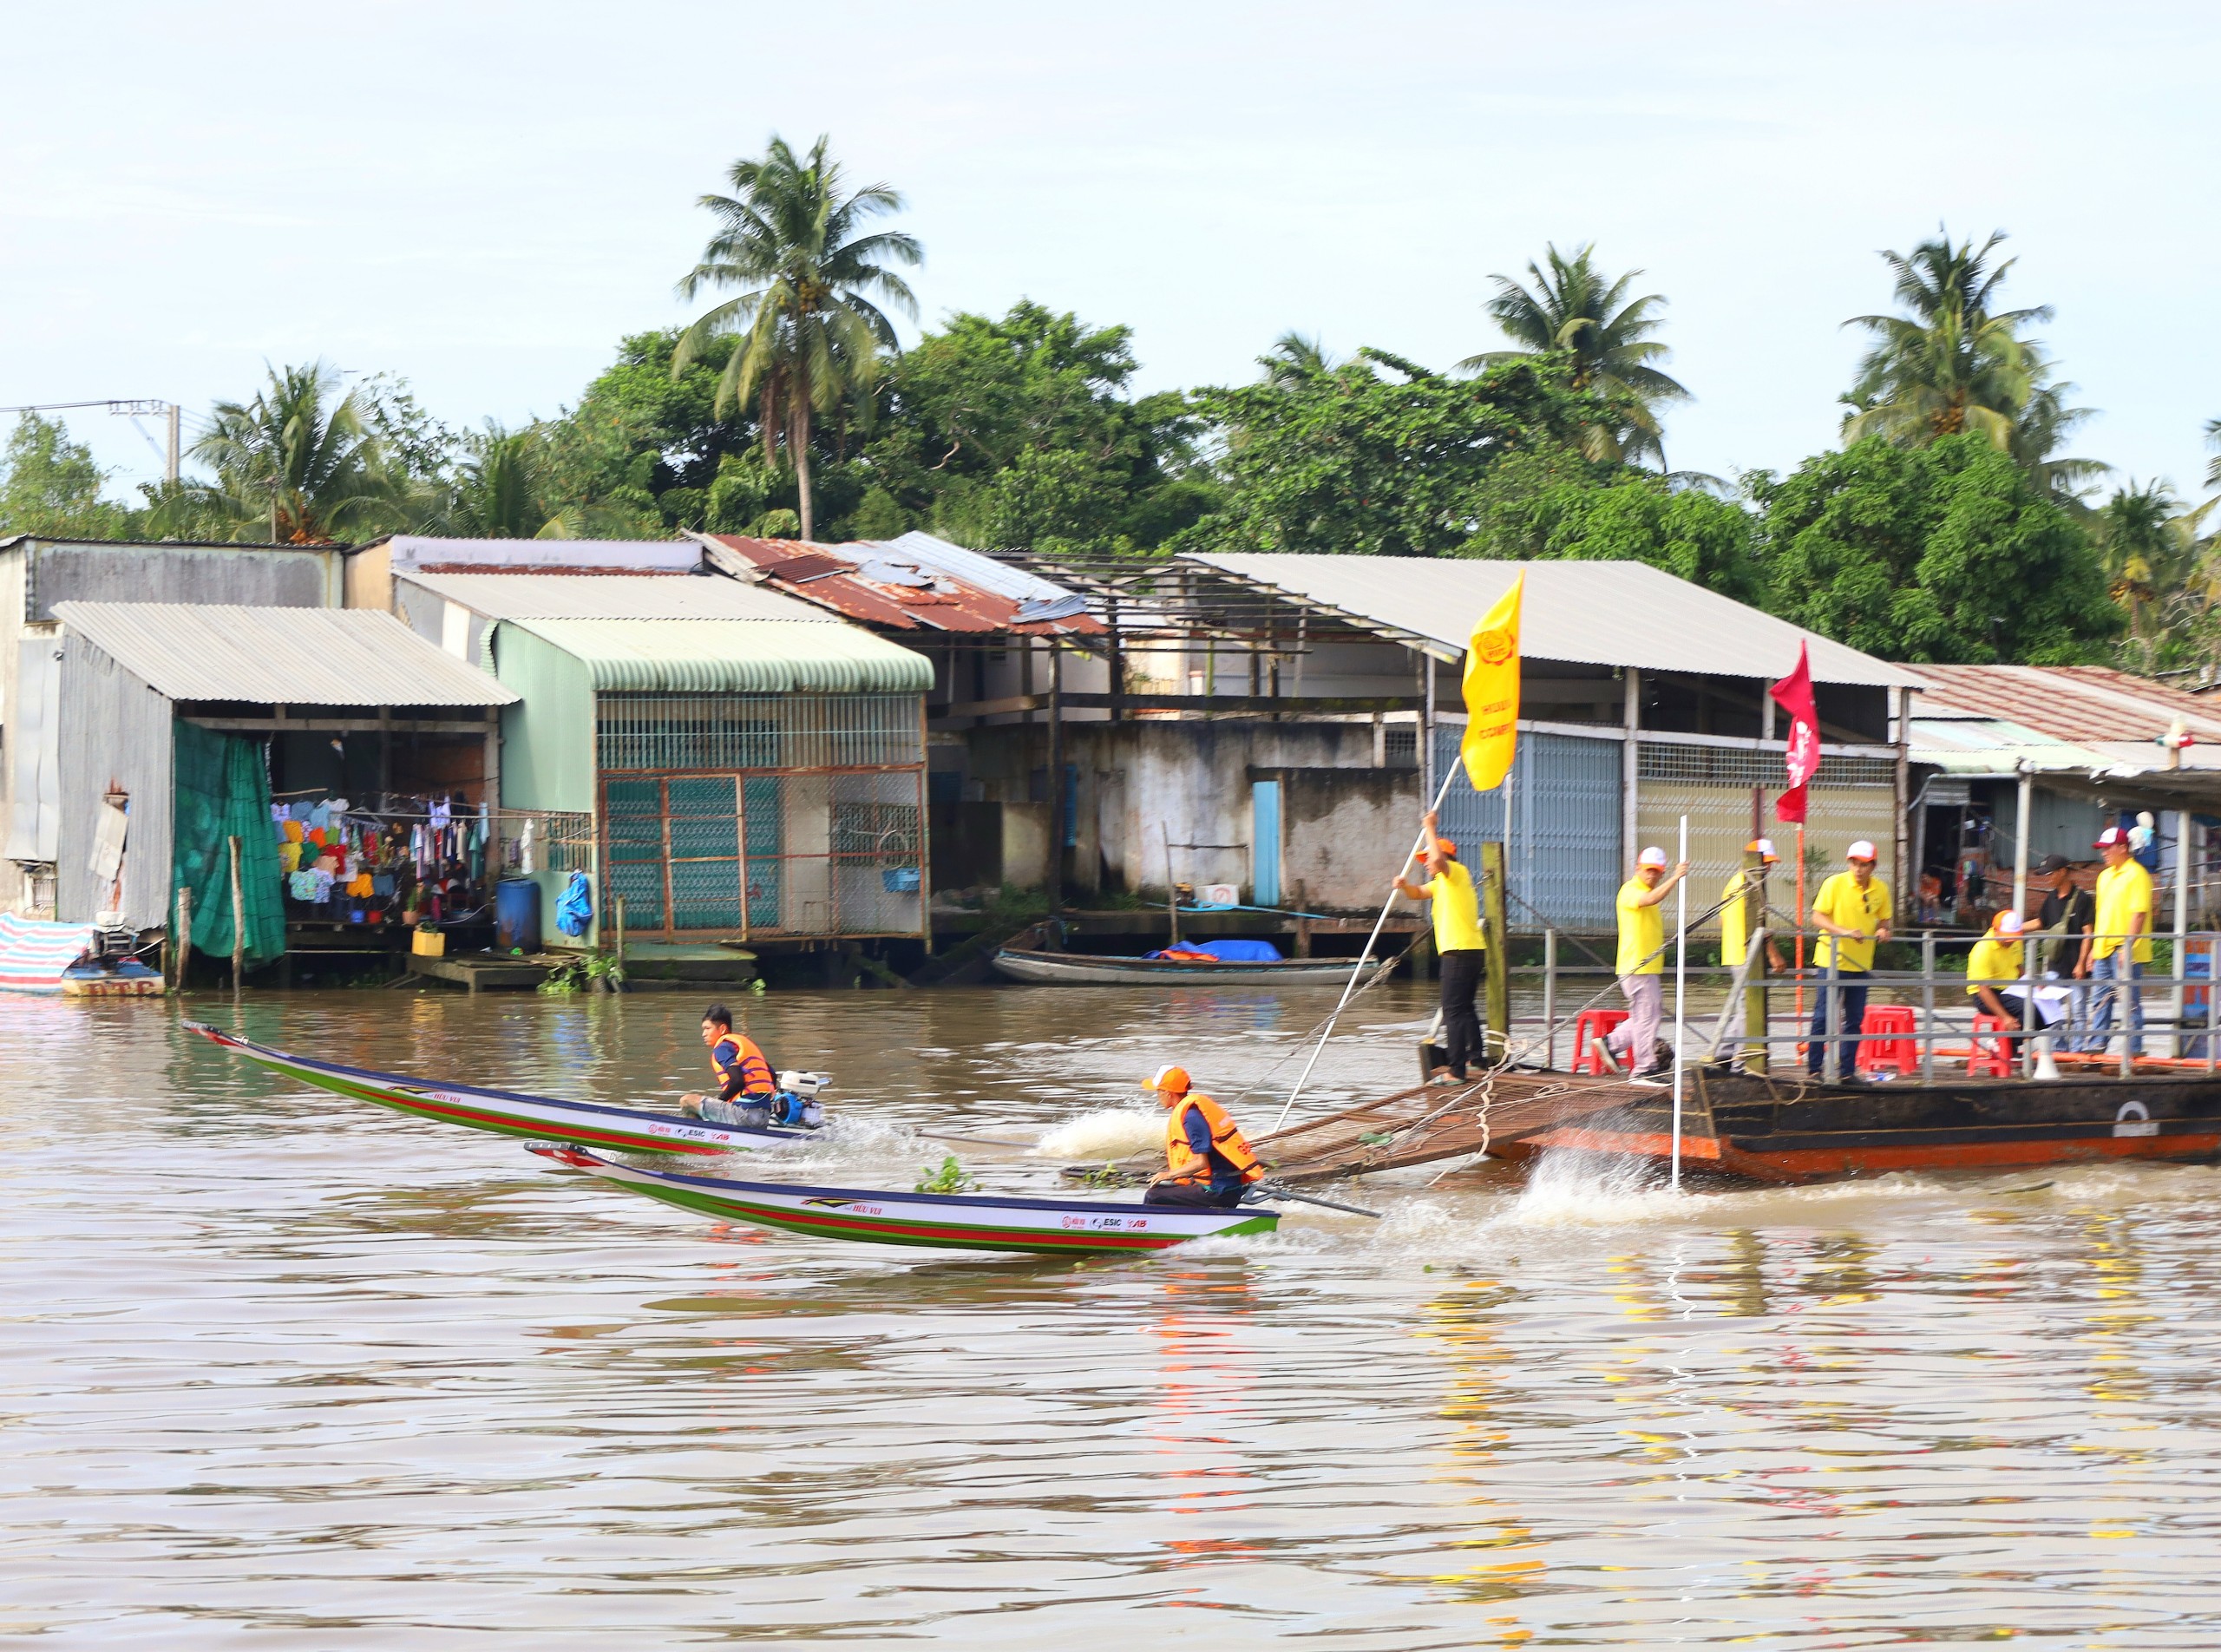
[{"left": 2114, "top": 1100, "right": 2159, "bottom": 1138}]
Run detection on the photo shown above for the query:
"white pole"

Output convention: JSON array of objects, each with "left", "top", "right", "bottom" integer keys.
[
  {"left": 1670, "top": 814, "right": 1688, "bottom": 1192},
  {"left": 1273, "top": 763, "right": 1461, "bottom": 1131},
  {"left": 2174, "top": 810, "right": 2192, "bottom": 1059}
]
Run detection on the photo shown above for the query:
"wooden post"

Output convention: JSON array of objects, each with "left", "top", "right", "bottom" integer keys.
[
  {"left": 1542, "top": 927, "right": 1558, "bottom": 1071},
  {"left": 1741, "top": 844, "right": 1769, "bottom": 1073},
  {"left": 227, "top": 836, "right": 245, "bottom": 991},
  {"left": 174, "top": 885, "right": 193, "bottom": 992},
  {"left": 1479, "top": 839, "right": 1510, "bottom": 1065},
  {"left": 1921, "top": 931, "right": 1936, "bottom": 1084},
  {"left": 1046, "top": 644, "right": 1065, "bottom": 914}
]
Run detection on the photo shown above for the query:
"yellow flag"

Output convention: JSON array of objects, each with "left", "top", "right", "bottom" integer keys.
[{"left": 1458, "top": 572, "right": 1522, "bottom": 791}]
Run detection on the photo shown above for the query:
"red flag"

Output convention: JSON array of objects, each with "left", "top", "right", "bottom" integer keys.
[{"left": 1770, "top": 642, "right": 1820, "bottom": 824}]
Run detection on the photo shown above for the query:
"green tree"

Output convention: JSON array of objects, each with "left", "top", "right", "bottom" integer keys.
[
  {"left": 0, "top": 413, "right": 127, "bottom": 538},
  {"left": 189, "top": 361, "right": 399, "bottom": 543},
  {"left": 1462, "top": 450, "right": 1763, "bottom": 604},
  {"left": 1458, "top": 244, "right": 1689, "bottom": 463},
  {"left": 674, "top": 134, "right": 921, "bottom": 540},
  {"left": 1185, "top": 355, "right": 1631, "bottom": 558},
  {"left": 866, "top": 301, "right": 1209, "bottom": 551},
  {"left": 2093, "top": 480, "right": 2219, "bottom": 672},
  {"left": 1751, "top": 434, "right": 2119, "bottom": 664}
]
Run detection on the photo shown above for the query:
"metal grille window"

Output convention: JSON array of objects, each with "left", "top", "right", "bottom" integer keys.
[
  {"left": 593, "top": 692, "right": 926, "bottom": 940},
  {"left": 1638, "top": 744, "right": 1894, "bottom": 789},
  {"left": 597, "top": 693, "right": 923, "bottom": 772}
]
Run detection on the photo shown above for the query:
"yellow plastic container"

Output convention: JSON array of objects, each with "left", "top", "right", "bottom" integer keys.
[{"left": 411, "top": 927, "right": 446, "bottom": 957}]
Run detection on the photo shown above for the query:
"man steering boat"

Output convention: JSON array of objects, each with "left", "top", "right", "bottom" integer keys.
[
  {"left": 1142, "top": 1065, "right": 1265, "bottom": 1209},
  {"left": 682, "top": 1003, "right": 793, "bottom": 1128}
]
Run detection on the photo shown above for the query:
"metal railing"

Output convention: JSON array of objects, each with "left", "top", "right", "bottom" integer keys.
[{"left": 1520, "top": 921, "right": 2218, "bottom": 1085}]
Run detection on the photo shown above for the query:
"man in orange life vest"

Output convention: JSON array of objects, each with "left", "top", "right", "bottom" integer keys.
[
  {"left": 1142, "top": 1065, "right": 1265, "bottom": 1209},
  {"left": 680, "top": 1002, "right": 778, "bottom": 1123}
]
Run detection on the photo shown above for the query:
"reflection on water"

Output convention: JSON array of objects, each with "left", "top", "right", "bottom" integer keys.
[{"left": 5, "top": 984, "right": 2221, "bottom": 1646}]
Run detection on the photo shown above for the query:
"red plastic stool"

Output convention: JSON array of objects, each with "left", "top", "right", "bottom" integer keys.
[
  {"left": 1573, "top": 1008, "right": 1629, "bottom": 1073},
  {"left": 1969, "top": 1013, "right": 2017, "bottom": 1078},
  {"left": 1857, "top": 1005, "right": 1918, "bottom": 1076}
]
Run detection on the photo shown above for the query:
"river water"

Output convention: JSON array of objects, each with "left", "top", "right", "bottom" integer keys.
[{"left": 6, "top": 983, "right": 2220, "bottom": 1648}]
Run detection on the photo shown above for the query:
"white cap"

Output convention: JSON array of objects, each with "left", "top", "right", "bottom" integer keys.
[
  {"left": 1749, "top": 836, "right": 1779, "bottom": 861},
  {"left": 1994, "top": 910, "right": 2027, "bottom": 935},
  {"left": 1636, "top": 846, "right": 1668, "bottom": 868},
  {"left": 1847, "top": 840, "right": 1878, "bottom": 862}
]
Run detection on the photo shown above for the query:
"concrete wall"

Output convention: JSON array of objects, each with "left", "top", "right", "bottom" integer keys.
[
  {"left": 489, "top": 623, "right": 595, "bottom": 815},
  {"left": 955, "top": 719, "right": 1407, "bottom": 909},
  {"left": 56, "top": 635, "right": 174, "bottom": 929},
  {"left": 25, "top": 541, "right": 339, "bottom": 620}
]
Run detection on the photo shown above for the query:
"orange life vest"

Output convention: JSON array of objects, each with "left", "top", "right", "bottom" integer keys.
[
  {"left": 1163, "top": 1092, "right": 1264, "bottom": 1187},
  {"left": 711, "top": 1033, "right": 776, "bottom": 1098}
]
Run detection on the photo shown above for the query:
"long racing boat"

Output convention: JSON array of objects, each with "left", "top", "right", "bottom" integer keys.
[
  {"left": 531, "top": 1144, "right": 1281, "bottom": 1253},
  {"left": 184, "top": 1020, "right": 807, "bottom": 1156}
]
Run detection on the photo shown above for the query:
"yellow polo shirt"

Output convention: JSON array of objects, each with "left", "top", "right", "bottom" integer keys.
[
  {"left": 2092, "top": 859, "right": 2154, "bottom": 963},
  {"left": 1720, "top": 869, "right": 1757, "bottom": 967},
  {"left": 1964, "top": 934, "right": 2028, "bottom": 997},
  {"left": 1811, "top": 872, "right": 1890, "bottom": 972},
  {"left": 1425, "top": 860, "right": 1486, "bottom": 953},
  {"left": 1616, "top": 878, "right": 1664, "bottom": 976}
]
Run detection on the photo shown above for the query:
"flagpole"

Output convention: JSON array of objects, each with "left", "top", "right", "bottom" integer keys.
[
  {"left": 1794, "top": 822, "right": 1807, "bottom": 1033},
  {"left": 1671, "top": 813, "right": 1688, "bottom": 1192}
]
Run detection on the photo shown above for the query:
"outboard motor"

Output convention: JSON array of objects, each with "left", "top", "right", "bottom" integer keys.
[{"left": 772, "top": 1070, "right": 831, "bottom": 1129}]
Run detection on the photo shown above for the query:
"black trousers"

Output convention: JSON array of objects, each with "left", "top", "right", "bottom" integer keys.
[
  {"left": 1144, "top": 1180, "right": 1246, "bottom": 1209},
  {"left": 1439, "top": 948, "right": 1485, "bottom": 1075}
]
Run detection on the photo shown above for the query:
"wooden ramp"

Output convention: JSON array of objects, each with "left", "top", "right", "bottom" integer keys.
[{"left": 1069, "top": 1070, "right": 1656, "bottom": 1188}]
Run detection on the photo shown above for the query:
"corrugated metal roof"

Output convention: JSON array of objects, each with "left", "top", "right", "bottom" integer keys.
[
  {"left": 505, "top": 619, "right": 934, "bottom": 693},
  {"left": 52, "top": 602, "right": 518, "bottom": 706},
  {"left": 1908, "top": 665, "right": 2221, "bottom": 743},
  {"left": 1183, "top": 554, "right": 1923, "bottom": 686},
  {"left": 375, "top": 536, "right": 704, "bottom": 574},
  {"left": 400, "top": 571, "right": 837, "bottom": 622},
  {"left": 699, "top": 533, "right": 1102, "bottom": 637}
]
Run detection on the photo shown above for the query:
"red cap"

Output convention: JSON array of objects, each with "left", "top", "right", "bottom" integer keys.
[{"left": 2095, "top": 827, "right": 2129, "bottom": 849}]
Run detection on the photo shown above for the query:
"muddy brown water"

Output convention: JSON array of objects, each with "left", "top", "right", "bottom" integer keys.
[{"left": 5, "top": 983, "right": 2220, "bottom": 1647}]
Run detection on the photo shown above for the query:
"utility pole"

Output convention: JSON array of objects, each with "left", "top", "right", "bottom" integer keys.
[{"left": 0, "top": 397, "right": 182, "bottom": 485}]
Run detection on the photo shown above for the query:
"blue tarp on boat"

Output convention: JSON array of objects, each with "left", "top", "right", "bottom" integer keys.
[{"left": 1147, "top": 938, "right": 1283, "bottom": 963}]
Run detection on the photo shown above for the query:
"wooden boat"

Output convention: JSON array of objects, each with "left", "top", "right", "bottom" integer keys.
[
  {"left": 183, "top": 1020, "right": 809, "bottom": 1156},
  {"left": 1216, "top": 1061, "right": 2221, "bottom": 1187},
  {"left": 529, "top": 1144, "right": 1281, "bottom": 1253},
  {"left": 993, "top": 947, "right": 1399, "bottom": 987}
]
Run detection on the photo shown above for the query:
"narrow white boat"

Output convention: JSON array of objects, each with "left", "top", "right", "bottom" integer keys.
[{"left": 991, "top": 947, "right": 1401, "bottom": 987}]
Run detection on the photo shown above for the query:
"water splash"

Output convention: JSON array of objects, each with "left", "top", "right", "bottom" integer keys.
[{"left": 1035, "top": 1108, "right": 1163, "bottom": 1160}]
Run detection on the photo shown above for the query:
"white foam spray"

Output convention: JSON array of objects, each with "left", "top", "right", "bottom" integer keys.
[{"left": 1035, "top": 1108, "right": 1164, "bottom": 1161}]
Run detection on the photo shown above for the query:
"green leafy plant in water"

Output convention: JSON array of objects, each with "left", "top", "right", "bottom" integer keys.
[
  {"left": 1072, "top": 1162, "right": 1134, "bottom": 1188},
  {"left": 914, "top": 1154, "right": 974, "bottom": 1194},
  {"left": 538, "top": 953, "right": 628, "bottom": 996}
]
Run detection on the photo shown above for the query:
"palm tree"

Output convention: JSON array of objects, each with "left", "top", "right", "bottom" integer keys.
[
  {"left": 1841, "top": 230, "right": 2047, "bottom": 450},
  {"left": 2205, "top": 417, "right": 2221, "bottom": 492},
  {"left": 2010, "top": 355, "right": 2108, "bottom": 507},
  {"left": 673, "top": 134, "right": 921, "bottom": 540},
  {"left": 1259, "top": 331, "right": 1339, "bottom": 385},
  {"left": 2097, "top": 481, "right": 2204, "bottom": 664},
  {"left": 1459, "top": 243, "right": 1689, "bottom": 463},
  {"left": 190, "top": 361, "right": 395, "bottom": 542}
]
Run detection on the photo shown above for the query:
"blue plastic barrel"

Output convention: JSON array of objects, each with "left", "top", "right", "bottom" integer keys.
[{"left": 495, "top": 879, "right": 541, "bottom": 954}]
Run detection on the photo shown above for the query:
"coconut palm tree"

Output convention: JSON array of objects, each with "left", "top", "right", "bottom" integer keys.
[
  {"left": 1841, "top": 230, "right": 2047, "bottom": 450},
  {"left": 2010, "top": 356, "right": 2109, "bottom": 508},
  {"left": 1259, "top": 331, "right": 1339, "bottom": 385},
  {"left": 673, "top": 134, "right": 921, "bottom": 540},
  {"left": 2097, "top": 481, "right": 2200, "bottom": 661},
  {"left": 1458, "top": 243, "right": 1689, "bottom": 464},
  {"left": 190, "top": 361, "right": 396, "bottom": 543}
]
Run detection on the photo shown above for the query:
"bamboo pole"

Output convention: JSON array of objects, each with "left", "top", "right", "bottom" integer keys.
[
  {"left": 1741, "top": 845, "right": 1769, "bottom": 1073},
  {"left": 2173, "top": 812, "right": 2192, "bottom": 1059},
  {"left": 1542, "top": 928, "right": 1558, "bottom": 1072},
  {"left": 174, "top": 885, "right": 193, "bottom": 993}
]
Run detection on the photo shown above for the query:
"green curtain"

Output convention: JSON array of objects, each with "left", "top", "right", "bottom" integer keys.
[{"left": 172, "top": 720, "right": 286, "bottom": 962}]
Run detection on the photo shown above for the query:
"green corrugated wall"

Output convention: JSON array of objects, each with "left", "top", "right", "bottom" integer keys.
[{"left": 490, "top": 622, "right": 595, "bottom": 813}]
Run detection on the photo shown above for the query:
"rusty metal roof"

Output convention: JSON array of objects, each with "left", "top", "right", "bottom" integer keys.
[
  {"left": 1907, "top": 665, "right": 2221, "bottom": 783},
  {"left": 696, "top": 532, "right": 1101, "bottom": 638}
]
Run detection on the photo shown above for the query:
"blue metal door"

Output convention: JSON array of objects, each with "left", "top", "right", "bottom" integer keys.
[
  {"left": 1433, "top": 729, "right": 1622, "bottom": 930},
  {"left": 1252, "top": 780, "right": 1282, "bottom": 908}
]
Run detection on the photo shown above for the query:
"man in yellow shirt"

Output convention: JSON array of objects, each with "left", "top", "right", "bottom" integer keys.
[
  {"left": 1601, "top": 846, "right": 1688, "bottom": 1079},
  {"left": 1718, "top": 838, "right": 1785, "bottom": 1059},
  {"left": 2078, "top": 825, "right": 2152, "bottom": 1055},
  {"left": 1806, "top": 840, "right": 1891, "bottom": 1079},
  {"left": 1394, "top": 810, "right": 1487, "bottom": 1081}
]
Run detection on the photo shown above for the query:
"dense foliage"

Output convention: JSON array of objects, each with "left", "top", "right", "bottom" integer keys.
[{"left": 4, "top": 130, "right": 2215, "bottom": 675}]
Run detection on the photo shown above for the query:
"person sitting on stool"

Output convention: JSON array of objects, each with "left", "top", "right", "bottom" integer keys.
[
  {"left": 1393, "top": 810, "right": 1487, "bottom": 1083},
  {"left": 1141, "top": 1065, "right": 1264, "bottom": 1209}
]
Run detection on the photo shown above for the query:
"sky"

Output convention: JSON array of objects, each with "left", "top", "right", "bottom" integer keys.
[{"left": 5, "top": 0, "right": 2216, "bottom": 505}]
